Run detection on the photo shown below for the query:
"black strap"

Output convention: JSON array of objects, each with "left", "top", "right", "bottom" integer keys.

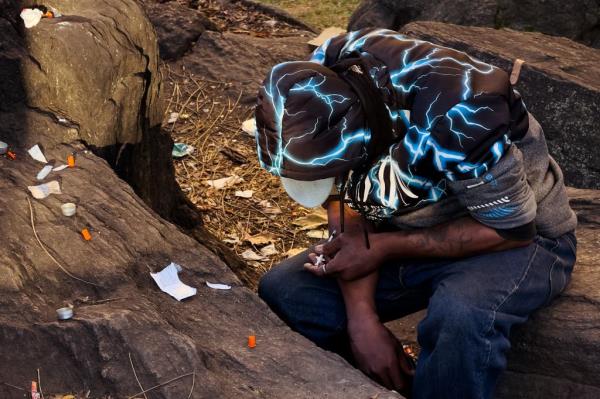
[{"left": 330, "top": 57, "right": 399, "bottom": 174}]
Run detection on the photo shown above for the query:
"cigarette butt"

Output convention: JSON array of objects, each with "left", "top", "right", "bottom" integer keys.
[
  {"left": 67, "top": 154, "right": 75, "bottom": 168},
  {"left": 81, "top": 228, "right": 92, "bottom": 241},
  {"left": 248, "top": 335, "right": 256, "bottom": 348},
  {"left": 7, "top": 150, "right": 16, "bottom": 160}
]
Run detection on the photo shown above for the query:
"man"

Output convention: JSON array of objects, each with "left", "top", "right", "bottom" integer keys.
[{"left": 254, "top": 29, "right": 577, "bottom": 399}]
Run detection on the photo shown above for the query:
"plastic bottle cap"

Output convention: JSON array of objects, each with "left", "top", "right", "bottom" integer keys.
[
  {"left": 81, "top": 228, "right": 92, "bottom": 241},
  {"left": 57, "top": 307, "right": 73, "bottom": 320},
  {"left": 61, "top": 203, "right": 76, "bottom": 217},
  {"left": 248, "top": 335, "right": 256, "bottom": 348}
]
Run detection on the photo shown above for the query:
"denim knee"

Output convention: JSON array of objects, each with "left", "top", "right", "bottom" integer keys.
[{"left": 258, "top": 266, "right": 285, "bottom": 311}]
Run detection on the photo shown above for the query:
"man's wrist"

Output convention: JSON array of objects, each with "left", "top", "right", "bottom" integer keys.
[{"left": 371, "top": 231, "right": 407, "bottom": 262}]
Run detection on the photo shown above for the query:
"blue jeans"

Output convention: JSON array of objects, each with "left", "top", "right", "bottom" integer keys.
[{"left": 258, "top": 232, "right": 576, "bottom": 399}]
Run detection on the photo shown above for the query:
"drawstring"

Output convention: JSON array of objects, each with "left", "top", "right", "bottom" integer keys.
[{"left": 338, "top": 173, "right": 370, "bottom": 249}]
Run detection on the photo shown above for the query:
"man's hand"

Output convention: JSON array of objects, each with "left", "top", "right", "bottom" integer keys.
[
  {"left": 304, "top": 231, "right": 383, "bottom": 280},
  {"left": 348, "top": 313, "right": 414, "bottom": 393}
]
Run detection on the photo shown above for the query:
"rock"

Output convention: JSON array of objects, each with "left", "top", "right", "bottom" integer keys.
[
  {"left": 174, "top": 31, "right": 312, "bottom": 103},
  {"left": 142, "top": 0, "right": 215, "bottom": 60},
  {"left": 387, "top": 188, "right": 600, "bottom": 398},
  {"left": 399, "top": 22, "right": 600, "bottom": 189},
  {"left": 0, "top": 147, "right": 401, "bottom": 399},
  {"left": 0, "top": 2, "right": 402, "bottom": 397},
  {"left": 348, "top": 0, "right": 600, "bottom": 49},
  {"left": 0, "top": 0, "right": 195, "bottom": 224}
]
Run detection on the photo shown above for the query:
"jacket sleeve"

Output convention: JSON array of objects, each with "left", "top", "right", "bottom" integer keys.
[{"left": 438, "top": 96, "right": 537, "bottom": 237}]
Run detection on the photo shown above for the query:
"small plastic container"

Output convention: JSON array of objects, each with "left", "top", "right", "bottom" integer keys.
[
  {"left": 61, "top": 202, "right": 76, "bottom": 217},
  {"left": 0, "top": 141, "right": 7, "bottom": 155},
  {"left": 56, "top": 307, "right": 73, "bottom": 320}
]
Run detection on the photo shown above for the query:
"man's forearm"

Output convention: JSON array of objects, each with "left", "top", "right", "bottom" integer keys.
[
  {"left": 374, "top": 216, "right": 531, "bottom": 260},
  {"left": 338, "top": 272, "right": 379, "bottom": 324}
]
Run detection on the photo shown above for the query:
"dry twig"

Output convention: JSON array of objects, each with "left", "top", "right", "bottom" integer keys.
[
  {"left": 27, "top": 197, "right": 102, "bottom": 288},
  {"left": 127, "top": 372, "right": 194, "bottom": 399},
  {"left": 129, "top": 352, "right": 148, "bottom": 399}
]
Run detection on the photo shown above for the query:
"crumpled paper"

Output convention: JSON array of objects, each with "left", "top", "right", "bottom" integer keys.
[
  {"left": 150, "top": 263, "right": 196, "bottom": 301},
  {"left": 28, "top": 181, "right": 61, "bottom": 199}
]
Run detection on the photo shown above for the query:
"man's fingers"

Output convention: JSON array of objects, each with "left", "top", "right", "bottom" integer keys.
[
  {"left": 389, "top": 359, "right": 407, "bottom": 392},
  {"left": 303, "top": 262, "right": 323, "bottom": 276},
  {"left": 316, "top": 236, "right": 342, "bottom": 257},
  {"left": 398, "top": 346, "right": 416, "bottom": 377},
  {"left": 308, "top": 253, "right": 318, "bottom": 264}
]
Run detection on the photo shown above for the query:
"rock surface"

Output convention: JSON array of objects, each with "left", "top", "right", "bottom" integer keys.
[
  {"left": 348, "top": 0, "right": 600, "bottom": 49},
  {"left": 0, "top": 147, "right": 399, "bottom": 399},
  {"left": 143, "top": 0, "right": 215, "bottom": 60},
  {"left": 388, "top": 188, "right": 600, "bottom": 398},
  {"left": 173, "top": 31, "right": 312, "bottom": 103},
  {"left": 0, "top": 1, "right": 398, "bottom": 398},
  {"left": 399, "top": 22, "right": 600, "bottom": 189},
  {"left": 0, "top": 0, "right": 196, "bottom": 224},
  {"left": 496, "top": 188, "right": 600, "bottom": 399}
]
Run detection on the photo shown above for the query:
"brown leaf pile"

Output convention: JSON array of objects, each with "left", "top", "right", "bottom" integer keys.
[{"left": 163, "top": 67, "right": 328, "bottom": 282}]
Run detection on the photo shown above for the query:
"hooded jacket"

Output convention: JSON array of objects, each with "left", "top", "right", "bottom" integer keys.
[{"left": 255, "top": 28, "right": 576, "bottom": 239}]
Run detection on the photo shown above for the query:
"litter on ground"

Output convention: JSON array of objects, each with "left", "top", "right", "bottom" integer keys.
[
  {"left": 241, "top": 118, "right": 257, "bottom": 136},
  {"left": 28, "top": 144, "right": 48, "bottom": 163},
  {"left": 206, "top": 282, "right": 232, "bottom": 290},
  {"left": 204, "top": 175, "right": 243, "bottom": 189},
  {"left": 234, "top": 190, "right": 254, "bottom": 198},
  {"left": 172, "top": 142, "right": 195, "bottom": 158},
  {"left": 53, "top": 164, "right": 69, "bottom": 171},
  {"left": 151, "top": 263, "right": 197, "bottom": 301},
  {"left": 28, "top": 181, "right": 61, "bottom": 199},
  {"left": 20, "top": 8, "right": 43, "bottom": 28},
  {"left": 36, "top": 164, "right": 53, "bottom": 180}
]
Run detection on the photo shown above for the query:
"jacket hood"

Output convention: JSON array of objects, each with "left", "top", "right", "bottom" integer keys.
[{"left": 254, "top": 61, "right": 370, "bottom": 181}]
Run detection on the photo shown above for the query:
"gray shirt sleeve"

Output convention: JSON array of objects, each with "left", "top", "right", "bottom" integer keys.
[{"left": 448, "top": 145, "right": 537, "bottom": 231}]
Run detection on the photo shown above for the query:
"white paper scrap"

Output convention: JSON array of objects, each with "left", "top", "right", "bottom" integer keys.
[
  {"left": 36, "top": 164, "right": 53, "bottom": 181},
  {"left": 234, "top": 190, "right": 253, "bottom": 198},
  {"left": 204, "top": 175, "right": 243, "bottom": 190},
  {"left": 20, "top": 8, "right": 43, "bottom": 29},
  {"left": 206, "top": 282, "right": 232, "bottom": 290},
  {"left": 241, "top": 118, "right": 257, "bottom": 137},
  {"left": 150, "top": 263, "right": 196, "bottom": 301},
  {"left": 167, "top": 112, "right": 179, "bottom": 124},
  {"left": 28, "top": 180, "right": 61, "bottom": 199},
  {"left": 53, "top": 164, "right": 69, "bottom": 172},
  {"left": 28, "top": 144, "right": 48, "bottom": 163}
]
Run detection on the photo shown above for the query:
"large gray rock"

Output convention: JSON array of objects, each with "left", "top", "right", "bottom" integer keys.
[
  {"left": 348, "top": 0, "right": 600, "bottom": 48},
  {"left": 174, "top": 31, "right": 312, "bottom": 103},
  {"left": 0, "top": 0, "right": 196, "bottom": 224},
  {"left": 143, "top": 0, "right": 217, "bottom": 61},
  {"left": 399, "top": 22, "right": 600, "bottom": 189},
  {"left": 0, "top": 2, "right": 400, "bottom": 398},
  {"left": 0, "top": 145, "right": 400, "bottom": 399}
]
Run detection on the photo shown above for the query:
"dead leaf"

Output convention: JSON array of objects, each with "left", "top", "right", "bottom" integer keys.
[
  {"left": 204, "top": 175, "right": 243, "bottom": 189},
  {"left": 241, "top": 249, "right": 265, "bottom": 261},
  {"left": 245, "top": 233, "right": 276, "bottom": 246},
  {"left": 222, "top": 238, "right": 241, "bottom": 245},
  {"left": 293, "top": 209, "right": 328, "bottom": 230},
  {"left": 307, "top": 229, "right": 329, "bottom": 239},
  {"left": 260, "top": 243, "right": 279, "bottom": 257},
  {"left": 235, "top": 190, "right": 254, "bottom": 198},
  {"left": 258, "top": 199, "right": 282, "bottom": 215}
]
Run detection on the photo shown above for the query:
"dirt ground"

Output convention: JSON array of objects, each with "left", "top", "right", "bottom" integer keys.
[{"left": 162, "top": 2, "right": 330, "bottom": 289}]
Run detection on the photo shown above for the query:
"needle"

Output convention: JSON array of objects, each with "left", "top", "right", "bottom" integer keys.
[{"left": 315, "top": 230, "right": 336, "bottom": 266}]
